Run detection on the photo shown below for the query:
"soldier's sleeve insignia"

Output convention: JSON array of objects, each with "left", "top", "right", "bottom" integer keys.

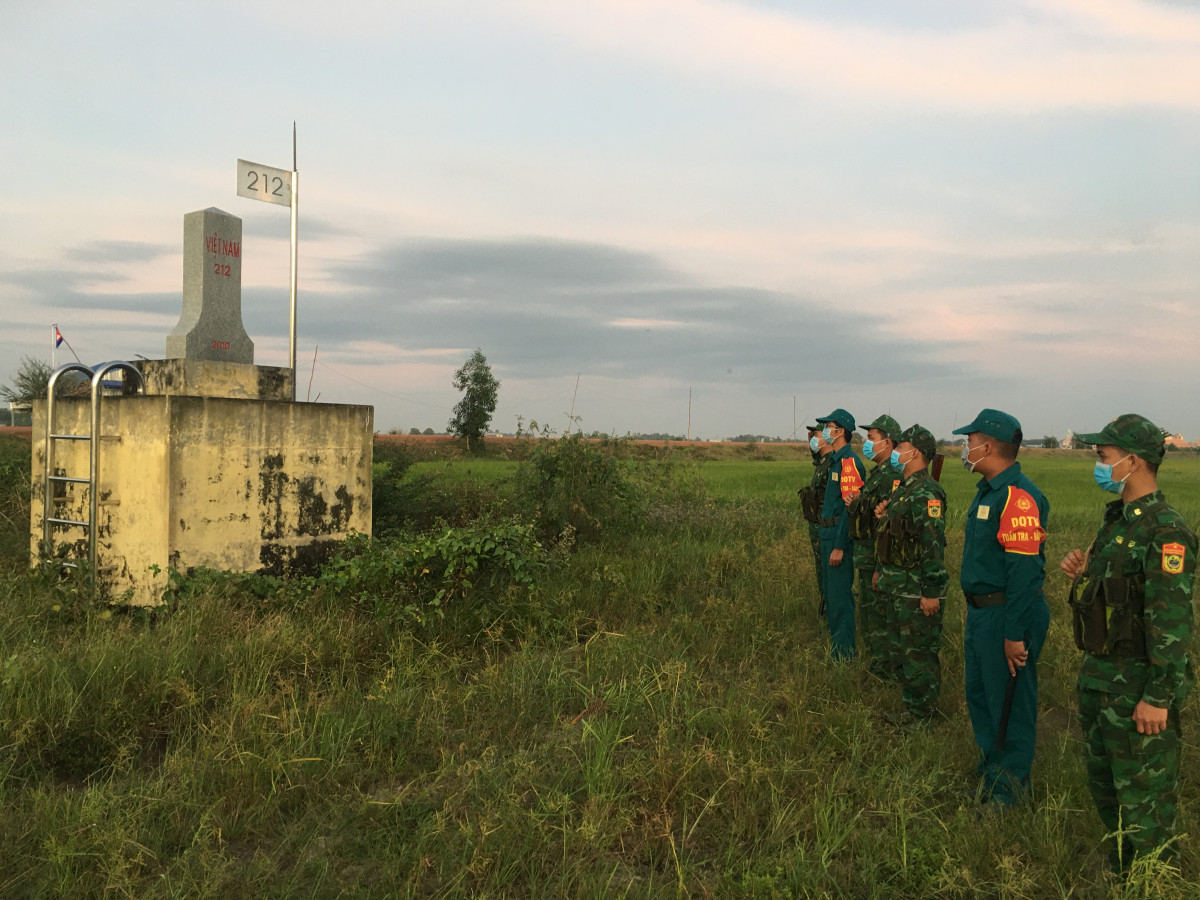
[
  {"left": 839, "top": 458, "right": 863, "bottom": 499},
  {"left": 927, "top": 499, "right": 942, "bottom": 518},
  {"left": 1162, "top": 541, "right": 1186, "bottom": 574},
  {"left": 996, "top": 487, "right": 1046, "bottom": 555},
  {"left": 892, "top": 479, "right": 901, "bottom": 492}
]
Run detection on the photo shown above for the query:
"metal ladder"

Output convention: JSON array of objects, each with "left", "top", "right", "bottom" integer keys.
[{"left": 42, "top": 361, "right": 146, "bottom": 573}]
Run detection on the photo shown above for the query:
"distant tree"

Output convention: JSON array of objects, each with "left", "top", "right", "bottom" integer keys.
[
  {"left": 1041, "top": 435, "right": 1060, "bottom": 449},
  {"left": 408, "top": 427, "right": 421, "bottom": 435},
  {"left": 423, "top": 428, "right": 435, "bottom": 436},
  {"left": 1, "top": 355, "right": 53, "bottom": 406},
  {"left": 448, "top": 349, "right": 500, "bottom": 449}
]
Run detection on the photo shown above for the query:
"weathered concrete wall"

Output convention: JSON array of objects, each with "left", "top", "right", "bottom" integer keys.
[
  {"left": 31, "top": 395, "right": 372, "bottom": 605},
  {"left": 138, "top": 358, "right": 293, "bottom": 401}
]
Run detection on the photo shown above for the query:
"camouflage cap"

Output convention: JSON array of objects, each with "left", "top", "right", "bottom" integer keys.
[
  {"left": 898, "top": 424, "right": 937, "bottom": 461},
  {"left": 1074, "top": 413, "right": 1167, "bottom": 465},
  {"left": 815, "top": 408, "right": 856, "bottom": 433},
  {"left": 860, "top": 414, "right": 901, "bottom": 442},
  {"left": 952, "top": 408, "right": 1021, "bottom": 444}
]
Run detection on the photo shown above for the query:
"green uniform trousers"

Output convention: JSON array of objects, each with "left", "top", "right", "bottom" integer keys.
[
  {"left": 1078, "top": 687, "right": 1182, "bottom": 871},
  {"left": 964, "top": 602, "right": 1049, "bottom": 804},
  {"left": 857, "top": 569, "right": 894, "bottom": 679},
  {"left": 808, "top": 522, "right": 824, "bottom": 613},
  {"left": 819, "top": 536, "right": 855, "bottom": 660},
  {"left": 887, "top": 593, "right": 943, "bottom": 717}
]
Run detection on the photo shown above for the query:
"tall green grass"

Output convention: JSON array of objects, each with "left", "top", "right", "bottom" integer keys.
[{"left": 1, "top": 434, "right": 1198, "bottom": 897}]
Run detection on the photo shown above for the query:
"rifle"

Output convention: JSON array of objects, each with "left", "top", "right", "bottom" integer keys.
[{"left": 931, "top": 452, "right": 945, "bottom": 482}]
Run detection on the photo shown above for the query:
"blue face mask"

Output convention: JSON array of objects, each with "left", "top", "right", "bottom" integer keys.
[
  {"left": 809, "top": 436, "right": 820, "bottom": 453},
  {"left": 889, "top": 449, "right": 901, "bottom": 468},
  {"left": 862, "top": 439, "right": 875, "bottom": 461},
  {"left": 1093, "top": 455, "right": 1133, "bottom": 494},
  {"left": 821, "top": 426, "right": 833, "bottom": 444}
]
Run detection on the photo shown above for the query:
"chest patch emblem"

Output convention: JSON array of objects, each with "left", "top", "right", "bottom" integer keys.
[
  {"left": 927, "top": 499, "right": 942, "bottom": 518},
  {"left": 976, "top": 505, "right": 990, "bottom": 520},
  {"left": 1162, "top": 542, "right": 1186, "bottom": 574}
]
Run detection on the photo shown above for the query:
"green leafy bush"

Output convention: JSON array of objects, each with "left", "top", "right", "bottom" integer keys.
[{"left": 515, "top": 433, "right": 642, "bottom": 539}]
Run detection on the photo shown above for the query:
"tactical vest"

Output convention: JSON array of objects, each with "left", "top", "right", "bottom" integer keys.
[
  {"left": 848, "top": 492, "right": 877, "bottom": 542},
  {"left": 876, "top": 500, "right": 923, "bottom": 568},
  {"left": 798, "top": 483, "right": 824, "bottom": 524},
  {"left": 1068, "top": 500, "right": 1168, "bottom": 659}
]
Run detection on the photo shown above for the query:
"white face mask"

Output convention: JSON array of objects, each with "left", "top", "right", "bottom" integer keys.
[{"left": 962, "top": 441, "right": 985, "bottom": 472}]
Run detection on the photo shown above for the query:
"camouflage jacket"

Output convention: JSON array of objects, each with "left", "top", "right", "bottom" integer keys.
[
  {"left": 801, "top": 453, "right": 833, "bottom": 526},
  {"left": 874, "top": 469, "right": 948, "bottom": 599},
  {"left": 851, "top": 461, "right": 902, "bottom": 570},
  {"left": 819, "top": 444, "right": 865, "bottom": 551},
  {"left": 1076, "top": 490, "right": 1197, "bottom": 707}
]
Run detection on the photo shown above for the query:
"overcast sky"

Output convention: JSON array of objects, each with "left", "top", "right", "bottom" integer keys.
[{"left": 3, "top": 0, "right": 1199, "bottom": 440}]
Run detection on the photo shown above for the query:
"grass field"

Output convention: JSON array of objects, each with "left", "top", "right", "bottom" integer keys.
[{"left": 1, "top": 433, "right": 1198, "bottom": 898}]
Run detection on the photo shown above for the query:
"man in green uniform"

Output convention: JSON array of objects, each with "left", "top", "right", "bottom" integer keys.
[
  {"left": 799, "top": 423, "right": 833, "bottom": 616},
  {"left": 874, "top": 425, "right": 948, "bottom": 725},
  {"left": 849, "top": 414, "right": 903, "bottom": 679},
  {"left": 1060, "top": 414, "right": 1196, "bottom": 871},
  {"left": 815, "top": 409, "right": 866, "bottom": 660},
  {"left": 953, "top": 409, "right": 1049, "bottom": 806}
]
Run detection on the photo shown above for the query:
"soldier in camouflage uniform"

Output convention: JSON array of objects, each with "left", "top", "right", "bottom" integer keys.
[
  {"left": 874, "top": 425, "right": 948, "bottom": 724},
  {"left": 1060, "top": 414, "right": 1196, "bottom": 872},
  {"left": 849, "top": 414, "right": 903, "bottom": 680},
  {"left": 799, "top": 423, "right": 833, "bottom": 616}
]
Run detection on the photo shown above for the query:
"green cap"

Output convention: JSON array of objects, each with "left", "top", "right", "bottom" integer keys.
[
  {"left": 805, "top": 424, "right": 821, "bottom": 434},
  {"left": 952, "top": 408, "right": 1022, "bottom": 444},
  {"left": 898, "top": 424, "right": 937, "bottom": 461},
  {"left": 1074, "top": 413, "right": 1167, "bottom": 466},
  {"left": 815, "top": 408, "right": 856, "bottom": 433},
  {"left": 861, "top": 414, "right": 901, "bottom": 443}
]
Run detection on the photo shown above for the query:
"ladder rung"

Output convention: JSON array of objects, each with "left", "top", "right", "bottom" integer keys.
[
  {"left": 50, "top": 433, "right": 92, "bottom": 441},
  {"left": 47, "top": 517, "right": 90, "bottom": 529},
  {"left": 49, "top": 475, "right": 90, "bottom": 484}
]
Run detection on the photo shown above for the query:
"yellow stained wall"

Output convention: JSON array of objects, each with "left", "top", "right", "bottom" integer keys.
[{"left": 31, "top": 395, "right": 372, "bottom": 605}]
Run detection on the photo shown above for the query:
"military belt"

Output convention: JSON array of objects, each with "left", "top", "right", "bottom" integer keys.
[
  {"left": 965, "top": 590, "right": 1006, "bottom": 609},
  {"left": 818, "top": 517, "right": 839, "bottom": 528}
]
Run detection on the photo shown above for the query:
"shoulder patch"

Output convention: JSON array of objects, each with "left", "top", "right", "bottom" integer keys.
[
  {"left": 1162, "top": 541, "right": 1186, "bottom": 574},
  {"left": 839, "top": 457, "right": 863, "bottom": 498},
  {"left": 892, "top": 479, "right": 901, "bottom": 492},
  {"left": 927, "top": 498, "right": 942, "bottom": 518},
  {"left": 996, "top": 486, "right": 1046, "bottom": 555}
]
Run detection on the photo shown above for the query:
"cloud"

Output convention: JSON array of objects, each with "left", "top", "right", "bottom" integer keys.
[
  {"left": 66, "top": 240, "right": 173, "bottom": 264},
  {"left": 512, "top": 0, "right": 1200, "bottom": 110}
]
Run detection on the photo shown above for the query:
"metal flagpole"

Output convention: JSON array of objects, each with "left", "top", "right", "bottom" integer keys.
[{"left": 289, "top": 122, "right": 299, "bottom": 402}]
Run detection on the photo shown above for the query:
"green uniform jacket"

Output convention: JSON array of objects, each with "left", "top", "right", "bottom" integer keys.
[
  {"left": 819, "top": 444, "right": 865, "bottom": 551},
  {"left": 852, "top": 461, "right": 901, "bottom": 570},
  {"left": 959, "top": 462, "right": 1049, "bottom": 642},
  {"left": 875, "top": 469, "right": 948, "bottom": 598},
  {"left": 1077, "top": 490, "right": 1197, "bottom": 708}
]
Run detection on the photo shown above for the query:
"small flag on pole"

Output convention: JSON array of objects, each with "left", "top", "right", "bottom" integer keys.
[{"left": 54, "top": 326, "right": 64, "bottom": 348}]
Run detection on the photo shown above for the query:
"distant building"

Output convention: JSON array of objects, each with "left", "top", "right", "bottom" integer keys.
[
  {"left": 1062, "top": 429, "right": 1075, "bottom": 450},
  {"left": 1165, "top": 433, "right": 1192, "bottom": 449}
]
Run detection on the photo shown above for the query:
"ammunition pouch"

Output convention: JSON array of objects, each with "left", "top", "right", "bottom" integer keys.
[
  {"left": 876, "top": 509, "right": 922, "bottom": 568},
  {"left": 1069, "top": 574, "right": 1147, "bottom": 659},
  {"left": 798, "top": 484, "right": 822, "bottom": 524},
  {"left": 848, "top": 493, "right": 876, "bottom": 542}
]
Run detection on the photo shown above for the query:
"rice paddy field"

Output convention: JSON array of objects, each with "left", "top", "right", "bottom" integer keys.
[{"left": 0, "top": 432, "right": 1197, "bottom": 898}]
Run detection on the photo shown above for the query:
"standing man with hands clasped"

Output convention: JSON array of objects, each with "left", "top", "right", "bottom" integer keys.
[
  {"left": 1060, "top": 415, "right": 1196, "bottom": 873},
  {"left": 814, "top": 409, "right": 865, "bottom": 661},
  {"left": 953, "top": 409, "right": 1050, "bottom": 807}
]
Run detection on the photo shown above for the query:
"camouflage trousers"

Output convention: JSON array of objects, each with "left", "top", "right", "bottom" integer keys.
[
  {"left": 878, "top": 571, "right": 943, "bottom": 717},
  {"left": 856, "top": 566, "right": 894, "bottom": 680},
  {"left": 1077, "top": 686, "right": 1183, "bottom": 871},
  {"left": 808, "top": 523, "right": 824, "bottom": 615}
]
